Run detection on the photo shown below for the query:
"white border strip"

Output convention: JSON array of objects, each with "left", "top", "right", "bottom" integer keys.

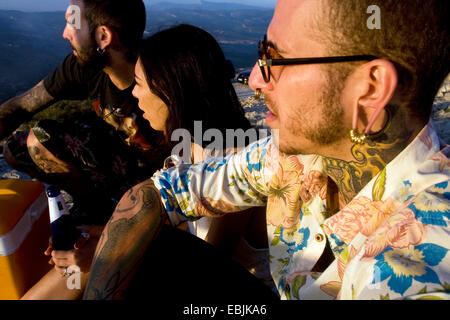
[{"left": 0, "top": 192, "right": 48, "bottom": 256}]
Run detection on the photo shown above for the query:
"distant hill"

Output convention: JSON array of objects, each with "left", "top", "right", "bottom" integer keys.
[
  {"left": 0, "top": 5, "right": 273, "bottom": 102},
  {"left": 148, "top": 1, "right": 262, "bottom": 10},
  {"left": 146, "top": 4, "right": 272, "bottom": 68},
  {"left": 0, "top": 0, "right": 276, "bottom": 12},
  {"left": 0, "top": 10, "right": 71, "bottom": 102}
]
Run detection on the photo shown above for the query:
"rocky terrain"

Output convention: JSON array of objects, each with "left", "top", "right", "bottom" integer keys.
[{"left": 432, "top": 76, "right": 450, "bottom": 141}]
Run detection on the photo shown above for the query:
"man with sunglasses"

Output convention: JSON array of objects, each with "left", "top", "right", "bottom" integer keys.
[{"left": 85, "top": 0, "right": 450, "bottom": 300}]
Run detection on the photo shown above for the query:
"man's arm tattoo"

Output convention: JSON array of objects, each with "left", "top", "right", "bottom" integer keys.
[
  {"left": 0, "top": 80, "right": 55, "bottom": 114},
  {"left": 0, "top": 80, "right": 55, "bottom": 138},
  {"left": 83, "top": 180, "right": 167, "bottom": 300}
]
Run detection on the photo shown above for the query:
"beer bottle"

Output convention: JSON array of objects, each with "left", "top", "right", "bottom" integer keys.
[{"left": 46, "top": 185, "right": 80, "bottom": 250}]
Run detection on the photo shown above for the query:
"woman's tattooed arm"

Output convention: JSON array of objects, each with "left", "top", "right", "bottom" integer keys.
[{"left": 83, "top": 179, "right": 167, "bottom": 300}]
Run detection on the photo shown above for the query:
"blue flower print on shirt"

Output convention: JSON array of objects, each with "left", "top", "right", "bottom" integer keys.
[
  {"left": 328, "top": 233, "right": 346, "bottom": 255},
  {"left": 393, "top": 180, "right": 414, "bottom": 202},
  {"left": 408, "top": 181, "right": 450, "bottom": 226},
  {"left": 205, "top": 158, "right": 227, "bottom": 172},
  {"left": 173, "top": 172, "right": 192, "bottom": 194},
  {"left": 278, "top": 277, "right": 287, "bottom": 293},
  {"left": 372, "top": 243, "right": 448, "bottom": 296},
  {"left": 246, "top": 141, "right": 268, "bottom": 174},
  {"left": 157, "top": 171, "right": 173, "bottom": 190},
  {"left": 278, "top": 227, "right": 310, "bottom": 254},
  {"left": 158, "top": 174, "right": 183, "bottom": 215},
  {"left": 158, "top": 187, "right": 173, "bottom": 212}
]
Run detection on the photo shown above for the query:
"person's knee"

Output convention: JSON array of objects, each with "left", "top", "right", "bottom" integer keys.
[
  {"left": 26, "top": 128, "right": 73, "bottom": 174},
  {"left": 2, "top": 130, "right": 30, "bottom": 170},
  {"left": 3, "top": 140, "right": 16, "bottom": 168}
]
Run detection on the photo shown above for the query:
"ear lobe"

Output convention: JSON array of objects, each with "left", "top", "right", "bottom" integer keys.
[{"left": 357, "top": 59, "right": 398, "bottom": 134}]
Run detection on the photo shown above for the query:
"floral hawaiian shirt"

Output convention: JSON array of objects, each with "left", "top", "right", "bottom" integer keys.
[{"left": 152, "top": 122, "right": 450, "bottom": 300}]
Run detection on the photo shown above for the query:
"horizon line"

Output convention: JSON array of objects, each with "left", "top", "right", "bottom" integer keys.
[{"left": 0, "top": 1, "right": 275, "bottom": 13}]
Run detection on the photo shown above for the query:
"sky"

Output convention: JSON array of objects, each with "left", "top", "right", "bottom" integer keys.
[{"left": 0, "top": 0, "right": 276, "bottom": 12}]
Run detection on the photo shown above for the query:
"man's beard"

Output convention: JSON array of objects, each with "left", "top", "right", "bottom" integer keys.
[
  {"left": 72, "top": 39, "right": 108, "bottom": 69},
  {"left": 269, "top": 72, "right": 347, "bottom": 155}
]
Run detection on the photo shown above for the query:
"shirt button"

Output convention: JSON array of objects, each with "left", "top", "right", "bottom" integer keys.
[{"left": 315, "top": 233, "right": 324, "bottom": 242}]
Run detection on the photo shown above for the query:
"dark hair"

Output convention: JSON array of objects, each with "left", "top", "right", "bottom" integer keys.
[
  {"left": 139, "top": 24, "right": 252, "bottom": 148},
  {"left": 82, "top": 0, "right": 146, "bottom": 62},
  {"left": 320, "top": 0, "right": 450, "bottom": 121}
]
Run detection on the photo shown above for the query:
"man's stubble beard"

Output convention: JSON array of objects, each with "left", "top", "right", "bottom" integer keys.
[
  {"left": 270, "top": 70, "right": 348, "bottom": 155},
  {"left": 72, "top": 34, "right": 108, "bottom": 69}
]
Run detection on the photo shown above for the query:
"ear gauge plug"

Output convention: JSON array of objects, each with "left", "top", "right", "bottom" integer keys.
[
  {"left": 254, "top": 89, "right": 262, "bottom": 99},
  {"left": 349, "top": 129, "right": 368, "bottom": 145},
  {"left": 350, "top": 104, "right": 368, "bottom": 145},
  {"left": 350, "top": 105, "right": 392, "bottom": 145}
]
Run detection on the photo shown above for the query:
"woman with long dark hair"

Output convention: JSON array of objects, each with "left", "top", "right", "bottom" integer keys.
[
  {"left": 133, "top": 24, "right": 272, "bottom": 289},
  {"left": 133, "top": 24, "right": 251, "bottom": 149}
]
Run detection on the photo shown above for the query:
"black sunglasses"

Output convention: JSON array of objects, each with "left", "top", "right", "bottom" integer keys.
[{"left": 258, "top": 35, "right": 378, "bottom": 83}]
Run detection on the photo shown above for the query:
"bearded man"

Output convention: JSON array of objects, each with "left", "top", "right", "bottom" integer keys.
[
  {"left": 0, "top": 0, "right": 164, "bottom": 225},
  {"left": 85, "top": 0, "right": 450, "bottom": 300}
]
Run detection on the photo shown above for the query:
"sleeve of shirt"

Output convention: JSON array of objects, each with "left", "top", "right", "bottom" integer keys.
[
  {"left": 151, "top": 136, "right": 276, "bottom": 226},
  {"left": 43, "top": 53, "right": 90, "bottom": 100}
]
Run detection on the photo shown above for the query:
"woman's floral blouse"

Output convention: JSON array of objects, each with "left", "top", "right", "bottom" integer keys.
[{"left": 152, "top": 123, "right": 450, "bottom": 300}]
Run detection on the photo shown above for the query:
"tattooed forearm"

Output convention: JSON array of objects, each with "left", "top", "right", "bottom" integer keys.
[
  {"left": 0, "top": 80, "right": 55, "bottom": 138},
  {"left": 0, "top": 80, "right": 54, "bottom": 114},
  {"left": 83, "top": 179, "right": 167, "bottom": 300},
  {"left": 21, "top": 81, "right": 55, "bottom": 113}
]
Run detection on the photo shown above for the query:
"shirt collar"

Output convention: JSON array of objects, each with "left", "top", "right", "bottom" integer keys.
[{"left": 322, "top": 121, "right": 447, "bottom": 254}]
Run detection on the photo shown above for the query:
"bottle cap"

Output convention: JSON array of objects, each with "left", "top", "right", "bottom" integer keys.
[
  {"left": 46, "top": 185, "right": 61, "bottom": 198},
  {"left": 47, "top": 185, "right": 70, "bottom": 223}
]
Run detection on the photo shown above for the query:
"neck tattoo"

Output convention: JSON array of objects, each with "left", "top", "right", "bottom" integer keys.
[{"left": 324, "top": 106, "right": 413, "bottom": 206}]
